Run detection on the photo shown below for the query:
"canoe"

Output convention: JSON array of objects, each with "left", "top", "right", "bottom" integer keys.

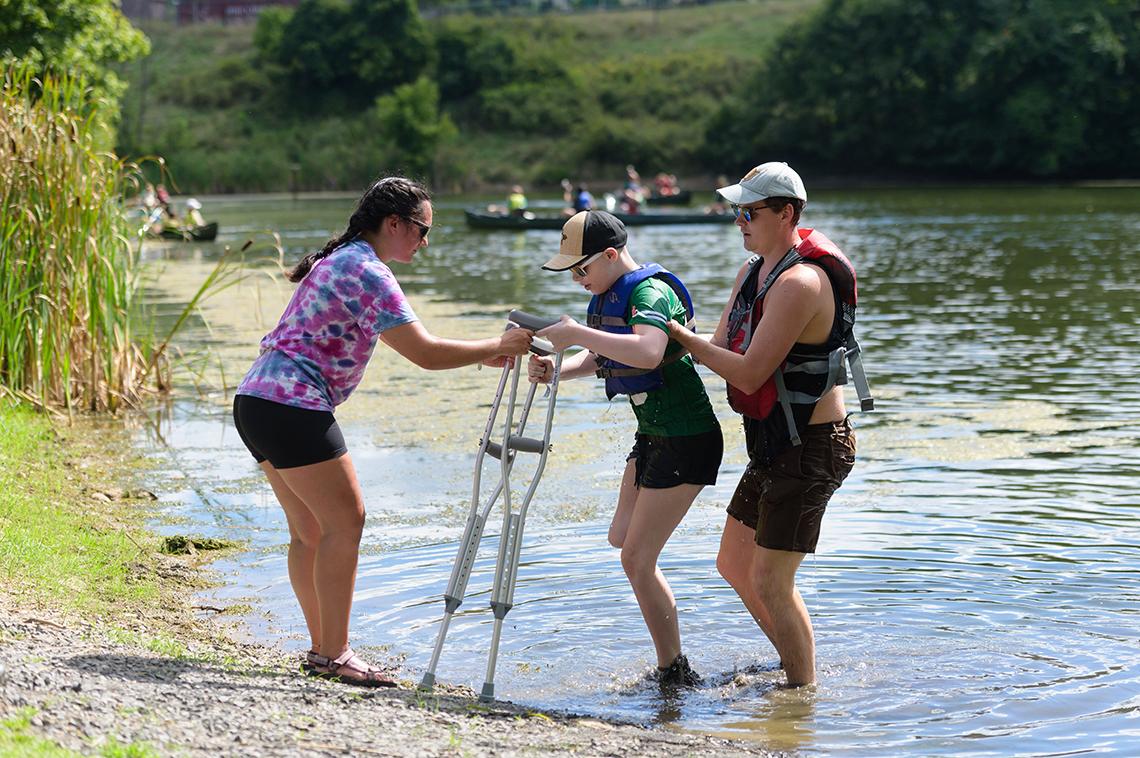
[
  {"left": 645, "top": 190, "right": 692, "bottom": 206},
  {"left": 155, "top": 222, "right": 218, "bottom": 242},
  {"left": 464, "top": 209, "right": 733, "bottom": 230}
]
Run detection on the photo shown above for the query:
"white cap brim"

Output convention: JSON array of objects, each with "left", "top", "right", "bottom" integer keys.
[{"left": 716, "top": 182, "right": 766, "bottom": 205}]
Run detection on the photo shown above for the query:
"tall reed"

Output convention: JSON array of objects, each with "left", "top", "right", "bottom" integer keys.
[{"left": 1, "top": 66, "right": 168, "bottom": 413}]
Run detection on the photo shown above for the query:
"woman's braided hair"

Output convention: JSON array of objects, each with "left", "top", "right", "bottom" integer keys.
[{"left": 286, "top": 176, "right": 432, "bottom": 283}]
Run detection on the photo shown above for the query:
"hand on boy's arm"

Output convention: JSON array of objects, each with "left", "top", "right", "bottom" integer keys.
[{"left": 667, "top": 321, "right": 712, "bottom": 363}]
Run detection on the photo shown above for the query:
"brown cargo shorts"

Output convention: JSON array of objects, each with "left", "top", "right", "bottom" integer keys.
[{"left": 727, "top": 418, "right": 856, "bottom": 553}]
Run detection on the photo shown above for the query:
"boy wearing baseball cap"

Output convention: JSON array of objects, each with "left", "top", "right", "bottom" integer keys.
[{"left": 528, "top": 210, "right": 723, "bottom": 687}]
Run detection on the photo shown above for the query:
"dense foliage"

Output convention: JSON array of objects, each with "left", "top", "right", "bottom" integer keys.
[
  {"left": 704, "top": 0, "right": 1140, "bottom": 178},
  {"left": 0, "top": 67, "right": 157, "bottom": 411},
  {"left": 257, "top": 0, "right": 433, "bottom": 108},
  {"left": 114, "top": 0, "right": 1137, "bottom": 192},
  {"left": 0, "top": 0, "right": 148, "bottom": 130}
]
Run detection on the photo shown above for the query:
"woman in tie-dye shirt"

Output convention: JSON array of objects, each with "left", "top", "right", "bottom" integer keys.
[{"left": 233, "top": 177, "right": 533, "bottom": 687}]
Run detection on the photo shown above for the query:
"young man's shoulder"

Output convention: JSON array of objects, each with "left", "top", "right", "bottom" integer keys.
[{"left": 767, "top": 261, "right": 833, "bottom": 314}]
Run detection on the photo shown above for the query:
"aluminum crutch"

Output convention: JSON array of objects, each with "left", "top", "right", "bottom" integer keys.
[{"left": 420, "top": 310, "right": 562, "bottom": 699}]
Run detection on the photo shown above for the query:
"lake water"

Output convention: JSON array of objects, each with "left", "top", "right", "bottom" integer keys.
[{"left": 130, "top": 186, "right": 1140, "bottom": 755}]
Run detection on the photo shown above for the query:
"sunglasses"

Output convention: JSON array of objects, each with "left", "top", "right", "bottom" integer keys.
[
  {"left": 406, "top": 217, "right": 431, "bottom": 240},
  {"left": 569, "top": 251, "right": 604, "bottom": 277},
  {"left": 731, "top": 203, "right": 773, "bottom": 223}
]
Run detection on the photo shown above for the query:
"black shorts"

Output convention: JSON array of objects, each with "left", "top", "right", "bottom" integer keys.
[
  {"left": 232, "top": 394, "right": 348, "bottom": 469},
  {"left": 626, "top": 427, "right": 723, "bottom": 489},
  {"left": 727, "top": 418, "right": 855, "bottom": 553}
]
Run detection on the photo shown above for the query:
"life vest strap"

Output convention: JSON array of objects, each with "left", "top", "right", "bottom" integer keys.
[
  {"left": 774, "top": 342, "right": 871, "bottom": 447},
  {"left": 586, "top": 314, "right": 627, "bottom": 328},
  {"left": 845, "top": 334, "right": 875, "bottom": 411}
]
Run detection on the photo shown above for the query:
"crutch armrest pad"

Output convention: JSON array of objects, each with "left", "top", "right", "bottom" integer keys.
[{"left": 508, "top": 310, "right": 561, "bottom": 332}]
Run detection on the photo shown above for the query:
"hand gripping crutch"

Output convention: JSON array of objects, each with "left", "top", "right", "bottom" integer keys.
[{"left": 420, "top": 310, "right": 562, "bottom": 701}]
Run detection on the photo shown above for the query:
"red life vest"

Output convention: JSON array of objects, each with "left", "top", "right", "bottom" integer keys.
[{"left": 724, "top": 228, "right": 869, "bottom": 439}]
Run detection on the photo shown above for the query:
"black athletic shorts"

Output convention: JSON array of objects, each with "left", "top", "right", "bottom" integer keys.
[
  {"left": 232, "top": 394, "right": 348, "bottom": 469},
  {"left": 626, "top": 426, "right": 723, "bottom": 489},
  {"left": 727, "top": 418, "right": 855, "bottom": 553}
]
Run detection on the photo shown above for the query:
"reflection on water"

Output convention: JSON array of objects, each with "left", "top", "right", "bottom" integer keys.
[{"left": 129, "top": 187, "right": 1140, "bottom": 756}]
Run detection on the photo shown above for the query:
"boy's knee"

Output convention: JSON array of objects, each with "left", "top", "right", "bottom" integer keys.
[
  {"left": 716, "top": 550, "right": 745, "bottom": 589},
  {"left": 619, "top": 545, "right": 652, "bottom": 581},
  {"left": 607, "top": 523, "right": 625, "bottom": 550}
]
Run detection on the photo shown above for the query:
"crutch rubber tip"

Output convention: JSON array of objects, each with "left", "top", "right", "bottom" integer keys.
[
  {"left": 419, "top": 673, "right": 436, "bottom": 689},
  {"left": 479, "top": 683, "right": 495, "bottom": 702}
]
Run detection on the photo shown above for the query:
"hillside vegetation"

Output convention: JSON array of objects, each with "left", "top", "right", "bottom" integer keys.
[
  {"left": 114, "top": 1, "right": 819, "bottom": 192},
  {"left": 114, "top": 0, "right": 1139, "bottom": 194}
]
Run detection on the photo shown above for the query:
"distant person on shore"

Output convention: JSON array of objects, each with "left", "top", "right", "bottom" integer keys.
[
  {"left": 665, "top": 162, "right": 867, "bottom": 687},
  {"left": 528, "top": 210, "right": 723, "bottom": 687},
  {"left": 232, "top": 176, "right": 533, "bottom": 687}
]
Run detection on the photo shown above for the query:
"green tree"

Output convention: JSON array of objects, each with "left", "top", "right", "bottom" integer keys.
[
  {"left": 0, "top": 0, "right": 148, "bottom": 107},
  {"left": 253, "top": 5, "right": 292, "bottom": 64},
  {"left": 268, "top": 0, "right": 431, "bottom": 106},
  {"left": 271, "top": 0, "right": 351, "bottom": 98},
  {"left": 374, "top": 76, "right": 456, "bottom": 181},
  {"left": 350, "top": 0, "right": 433, "bottom": 95},
  {"left": 705, "top": 0, "right": 1138, "bottom": 179}
]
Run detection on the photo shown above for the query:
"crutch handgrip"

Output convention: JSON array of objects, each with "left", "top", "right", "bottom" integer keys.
[
  {"left": 484, "top": 442, "right": 517, "bottom": 462},
  {"left": 507, "top": 435, "right": 546, "bottom": 454},
  {"left": 504, "top": 311, "right": 558, "bottom": 356}
]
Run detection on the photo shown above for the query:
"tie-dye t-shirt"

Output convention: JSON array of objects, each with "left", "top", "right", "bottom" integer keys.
[{"left": 236, "top": 239, "right": 418, "bottom": 411}]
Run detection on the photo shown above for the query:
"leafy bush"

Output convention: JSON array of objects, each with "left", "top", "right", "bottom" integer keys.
[{"left": 705, "top": 0, "right": 1140, "bottom": 178}]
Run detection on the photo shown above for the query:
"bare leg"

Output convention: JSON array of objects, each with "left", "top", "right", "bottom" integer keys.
[
  {"left": 716, "top": 516, "right": 778, "bottom": 648},
  {"left": 270, "top": 454, "right": 366, "bottom": 659},
  {"left": 607, "top": 460, "right": 640, "bottom": 548},
  {"left": 753, "top": 547, "right": 812, "bottom": 684},
  {"left": 260, "top": 462, "right": 323, "bottom": 651},
  {"left": 619, "top": 479, "right": 704, "bottom": 668}
]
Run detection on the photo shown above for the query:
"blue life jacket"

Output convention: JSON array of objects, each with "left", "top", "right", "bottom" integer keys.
[{"left": 586, "top": 264, "right": 695, "bottom": 400}]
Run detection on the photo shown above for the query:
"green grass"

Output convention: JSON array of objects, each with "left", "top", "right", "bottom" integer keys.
[
  {"left": 0, "top": 708, "right": 75, "bottom": 757},
  {"left": 0, "top": 402, "right": 162, "bottom": 613},
  {"left": 1, "top": 706, "right": 163, "bottom": 756},
  {"left": 466, "top": 0, "right": 820, "bottom": 60}
]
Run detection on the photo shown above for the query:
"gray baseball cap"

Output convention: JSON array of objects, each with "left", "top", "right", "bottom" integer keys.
[{"left": 717, "top": 162, "right": 807, "bottom": 204}]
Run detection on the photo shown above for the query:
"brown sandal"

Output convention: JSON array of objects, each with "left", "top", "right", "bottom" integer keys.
[
  {"left": 314, "top": 647, "right": 397, "bottom": 688},
  {"left": 301, "top": 650, "right": 329, "bottom": 675}
]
